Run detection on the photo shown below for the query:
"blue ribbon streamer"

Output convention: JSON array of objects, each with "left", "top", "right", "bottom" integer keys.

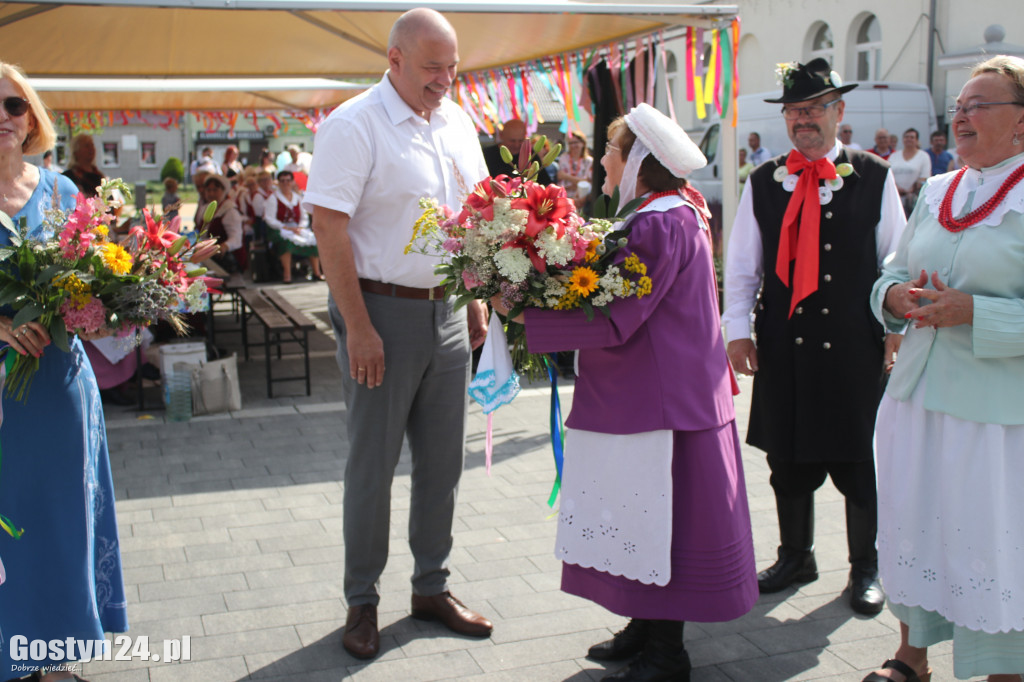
[{"left": 545, "top": 354, "right": 565, "bottom": 507}]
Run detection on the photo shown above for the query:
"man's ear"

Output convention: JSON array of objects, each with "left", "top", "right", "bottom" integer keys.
[{"left": 387, "top": 46, "right": 402, "bottom": 72}]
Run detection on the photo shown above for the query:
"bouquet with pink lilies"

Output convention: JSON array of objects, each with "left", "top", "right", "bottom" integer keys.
[
  {"left": 407, "top": 139, "right": 650, "bottom": 374},
  {"left": 0, "top": 179, "right": 221, "bottom": 400}
]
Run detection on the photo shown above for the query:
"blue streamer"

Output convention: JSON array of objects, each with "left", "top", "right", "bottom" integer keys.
[{"left": 545, "top": 354, "right": 565, "bottom": 507}]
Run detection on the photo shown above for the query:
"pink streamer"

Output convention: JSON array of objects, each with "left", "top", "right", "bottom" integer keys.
[
  {"left": 486, "top": 413, "right": 494, "bottom": 476},
  {"left": 660, "top": 32, "right": 677, "bottom": 122}
]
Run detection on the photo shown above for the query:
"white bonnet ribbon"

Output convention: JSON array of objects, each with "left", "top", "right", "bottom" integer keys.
[{"left": 618, "top": 137, "right": 650, "bottom": 206}]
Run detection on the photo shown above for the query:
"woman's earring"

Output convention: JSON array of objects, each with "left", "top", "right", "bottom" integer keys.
[{"left": 1015, "top": 133, "right": 1022, "bottom": 146}]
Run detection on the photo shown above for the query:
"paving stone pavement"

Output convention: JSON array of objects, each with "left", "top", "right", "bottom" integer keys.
[{"left": 81, "top": 281, "right": 976, "bottom": 682}]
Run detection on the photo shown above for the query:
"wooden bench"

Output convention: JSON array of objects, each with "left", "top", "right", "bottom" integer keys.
[{"left": 239, "top": 288, "right": 316, "bottom": 397}]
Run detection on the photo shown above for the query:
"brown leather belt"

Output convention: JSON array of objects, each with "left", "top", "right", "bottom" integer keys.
[{"left": 358, "top": 278, "right": 447, "bottom": 301}]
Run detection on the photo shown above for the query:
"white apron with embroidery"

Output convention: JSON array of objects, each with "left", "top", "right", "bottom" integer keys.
[{"left": 556, "top": 428, "right": 673, "bottom": 586}]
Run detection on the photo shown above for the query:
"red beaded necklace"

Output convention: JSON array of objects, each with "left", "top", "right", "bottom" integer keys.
[
  {"left": 938, "top": 163, "right": 1024, "bottom": 232},
  {"left": 636, "top": 189, "right": 681, "bottom": 211}
]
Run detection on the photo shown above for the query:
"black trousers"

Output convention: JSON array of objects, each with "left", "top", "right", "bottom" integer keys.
[{"left": 767, "top": 457, "right": 877, "bottom": 510}]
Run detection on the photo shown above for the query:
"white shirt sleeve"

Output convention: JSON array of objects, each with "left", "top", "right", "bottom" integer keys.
[
  {"left": 296, "top": 193, "right": 309, "bottom": 229},
  {"left": 263, "top": 194, "right": 283, "bottom": 230},
  {"left": 876, "top": 168, "right": 908, "bottom": 265},
  {"left": 302, "top": 114, "right": 372, "bottom": 217},
  {"left": 222, "top": 208, "right": 243, "bottom": 251},
  {"left": 722, "top": 181, "right": 764, "bottom": 342}
]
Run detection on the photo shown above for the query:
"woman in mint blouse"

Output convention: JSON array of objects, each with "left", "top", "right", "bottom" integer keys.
[{"left": 865, "top": 56, "right": 1024, "bottom": 682}]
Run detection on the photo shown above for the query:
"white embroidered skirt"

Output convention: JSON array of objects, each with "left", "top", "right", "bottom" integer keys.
[{"left": 876, "top": 379, "right": 1024, "bottom": 634}]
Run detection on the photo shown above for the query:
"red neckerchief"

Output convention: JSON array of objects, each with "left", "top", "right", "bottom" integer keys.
[{"left": 776, "top": 151, "right": 837, "bottom": 317}]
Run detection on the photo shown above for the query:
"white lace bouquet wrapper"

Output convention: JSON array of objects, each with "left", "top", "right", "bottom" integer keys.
[
  {"left": 467, "top": 312, "right": 521, "bottom": 476},
  {"left": 467, "top": 311, "right": 521, "bottom": 414}
]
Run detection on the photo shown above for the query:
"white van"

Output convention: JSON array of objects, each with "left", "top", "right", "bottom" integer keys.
[{"left": 688, "top": 81, "right": 938, "bottom": 228}]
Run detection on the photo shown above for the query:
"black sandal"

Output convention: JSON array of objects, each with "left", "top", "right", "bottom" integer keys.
[{"left": 862, "top": 659, "right": 931, "bottom": 682}]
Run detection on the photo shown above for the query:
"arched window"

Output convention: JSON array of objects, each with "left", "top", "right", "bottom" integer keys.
[
  {"left": 855, "top": 14, "right": 881, "bottom": 80},
  {"left": 657, "top": 50, "right": 678, "bottom": 116},
  {"left": 807, "top": 22, "right": 834, "bottom": 64}
]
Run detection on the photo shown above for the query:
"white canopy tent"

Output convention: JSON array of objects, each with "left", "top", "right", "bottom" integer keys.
[
  {"left": 1, "top": 0, "right": 736, "bottom": 79},
  {"left": 4, "top": 0, "right": 739, "bottom": 230}
]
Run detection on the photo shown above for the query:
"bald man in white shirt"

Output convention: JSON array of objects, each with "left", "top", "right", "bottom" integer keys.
[{"left": 304, "top": 8, "right": 492, "bottom": 661}]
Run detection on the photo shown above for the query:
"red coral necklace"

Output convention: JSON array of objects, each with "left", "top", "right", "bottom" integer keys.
[
  {"left": 636, "top": 190, "right": 681, "bottom": 211},
  {"left": 939, "top": 164, "right": 1024, "bottom": 232}
]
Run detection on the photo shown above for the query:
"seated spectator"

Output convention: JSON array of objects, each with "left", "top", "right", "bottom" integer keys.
[
  {"left": 869, "top": 128, "right": 893, "bottom": 160},
  {"left": 222, "top": 144, "right": 243, "bottom": 177},
  {"left": 41, "top": 148, "right": 62, "bottom": 172},
  {"left": 264, "top": 170, "right": 321, "bottom": 283},
  {"left": 557, "top": 130, "right": 593, "bottom": 207},
  {"left": 738, "top": 148, "right": 755, "bottom": 192},
  {"left": 63, "top": 133, "right": 104, "bottom": 198},
  {"left": 890, "top": 128, "right": 931, "bottom": 216},
  {"left": 202, "top": 174, "right": 247, "bottom": 273},
  {"left": 161, "top": 176, "right": 181, "bottom": 222},
  {"left": 748, "top": 131, "right": 771, "bottom": 165},
  {"left": 839, "top": 124, "right": 863, "bottom": 150},
  {"left": 925, "top": 130, "right": 954, "bottom": 176},
  {"left": 482, "top": 118, "right": 554, "bottom": 184}
]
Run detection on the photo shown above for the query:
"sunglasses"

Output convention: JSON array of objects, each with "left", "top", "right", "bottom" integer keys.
[{"left": 0, "top": 97, "right": 29, "bottom": 117}]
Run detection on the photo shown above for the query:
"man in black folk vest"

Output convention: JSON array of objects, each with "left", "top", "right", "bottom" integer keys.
[{"left": 722, "top": 59, "right": 907, "bottom": 615}]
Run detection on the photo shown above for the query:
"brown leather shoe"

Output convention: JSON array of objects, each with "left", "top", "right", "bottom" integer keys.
[
  {"left": 411, "top": 591, "right": 493, "bottom": 637},
  {"left": 341, "top": 604, "right": 379, "bottom": 659}
]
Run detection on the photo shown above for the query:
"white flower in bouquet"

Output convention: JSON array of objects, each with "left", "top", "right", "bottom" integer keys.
[{"left": 493, "top": 246, "right": 533, "bottom": 284}]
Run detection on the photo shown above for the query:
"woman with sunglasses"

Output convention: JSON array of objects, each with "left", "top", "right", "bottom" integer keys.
[
  {"left": 865, "top": 55, "right": 1024, "bottom": 682},
  {"left": 0, "top": 62, "right": 128, "bottom": 682}
]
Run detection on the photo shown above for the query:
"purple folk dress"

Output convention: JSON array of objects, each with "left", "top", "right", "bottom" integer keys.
[{"left": 525, "top": 197, "right": 758, "bottom": 622}]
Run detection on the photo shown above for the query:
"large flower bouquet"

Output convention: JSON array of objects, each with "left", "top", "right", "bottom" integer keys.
[
  {"left": 0, "top": 179, "right": 221, "bottom": 400},
  {"left": 408, "top": 142, "right": 649, "bottom": 375}
]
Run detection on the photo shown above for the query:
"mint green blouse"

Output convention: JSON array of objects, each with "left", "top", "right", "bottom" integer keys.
[{"left": 871, "top": 153, "right": 1024, "bottom": 425}]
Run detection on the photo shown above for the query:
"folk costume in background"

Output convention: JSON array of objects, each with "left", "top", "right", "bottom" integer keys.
[
  {"left": 866, "top": 56, "right": 1024, "bottom": 680},
  {"left": 264, "top": 189, "right": 316, "bottom": 255},
  {"left": 723, "top": 58, "right": 906, "bottom": 616},
  {"left": 525, "top": 104, "right": 758, "bottom": 682}
]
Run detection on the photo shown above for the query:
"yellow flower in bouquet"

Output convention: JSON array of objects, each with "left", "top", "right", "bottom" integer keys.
[
  {"left": 100, "top": 242, "right": 133, "bottom": 275},
  {"left": 568, "top": 266, "right": 600, "bottom": 297}
]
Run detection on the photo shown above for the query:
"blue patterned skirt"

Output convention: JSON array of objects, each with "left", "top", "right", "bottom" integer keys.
[{"left": 0, "top": 338, "right": 128, "bottom": 675}]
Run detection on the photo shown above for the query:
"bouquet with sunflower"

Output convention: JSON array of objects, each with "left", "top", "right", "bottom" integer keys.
[
  {"left": 408, "top": 140, "right": 651, "bottom": 374},
  {"left": 0, "top": 179, "right": 220, "bottom": 400}
]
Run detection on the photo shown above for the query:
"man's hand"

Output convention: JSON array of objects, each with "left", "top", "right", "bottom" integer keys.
[
  {"left": 311, "top": 204, "right": 385, "bottom": 388},
  {"left": 727, "top": 338, "right": 758, "bottom": 376},
  {"left": 883, "top": 333, "right": 901, "bottom": 373},
  {"left": 346, "top": 322, "right": 385, "bottom": 388},
  {"left": 467, "top": 300, "right": 488, "bottom": 350}
]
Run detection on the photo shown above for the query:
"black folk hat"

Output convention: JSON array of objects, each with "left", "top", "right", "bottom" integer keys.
[{"left": 764, "top": 58, "right": 858, "bottom": 103}]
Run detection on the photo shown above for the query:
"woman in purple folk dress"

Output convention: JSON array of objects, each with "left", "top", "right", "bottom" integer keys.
[{"left": 493, "top": 104, "right": 758, "bottom": 682}]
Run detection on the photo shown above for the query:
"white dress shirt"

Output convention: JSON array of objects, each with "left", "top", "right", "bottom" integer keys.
[
  {"left": 723, "top": 140, "right": 906, "bottom": 342},
  {"left": 303, "top": 74, "right": 487, "bottom": 289}
]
